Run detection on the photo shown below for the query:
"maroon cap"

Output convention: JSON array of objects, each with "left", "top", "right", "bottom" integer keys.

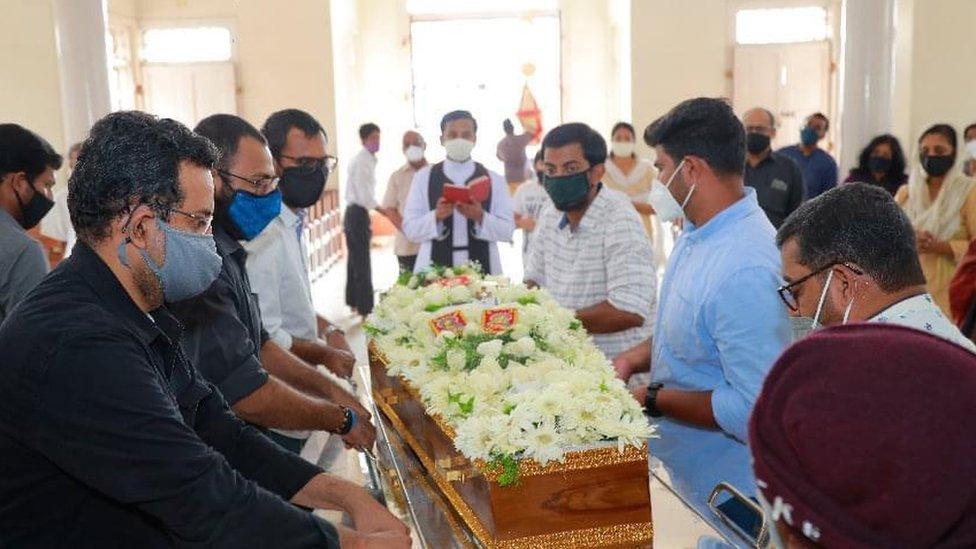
[{"left": 749, "top": 323, "right": 976, "bottom": 548}]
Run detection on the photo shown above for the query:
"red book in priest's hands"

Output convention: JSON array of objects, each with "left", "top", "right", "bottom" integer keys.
[{"left": 442, "top": 176, "right": 491, "bottom": 203}]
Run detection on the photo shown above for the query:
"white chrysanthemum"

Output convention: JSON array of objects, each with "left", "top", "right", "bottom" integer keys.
[
  {"left": 518, "top": 422, "right": 565, "bottom": 465},
  {"left": 476, "top": 339, "right": 504, "bottom": 359}
]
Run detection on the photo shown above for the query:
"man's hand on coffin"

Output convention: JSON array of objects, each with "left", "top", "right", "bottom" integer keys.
[
  {"left": 336, "top": 525, "right": 411, "bottom": 549},
  {"left": 341, "top": 416, "right": 377, "bottom": 449},
  {"left": 323, "top": 346, "right": 356, "bottom": 378},
  {"left": 347, "top": 495, "right": 412, "bottom": 537}
]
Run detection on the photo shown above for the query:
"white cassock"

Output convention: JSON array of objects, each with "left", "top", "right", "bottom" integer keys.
[{"left": 402, "top": 158, "right": 515, "bottom": 274}]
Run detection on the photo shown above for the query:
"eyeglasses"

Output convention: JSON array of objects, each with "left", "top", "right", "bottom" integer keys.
[
  {"left": 278, "top": 154, "right": 338, "bottom": 174},
  {"left": 777, "top": 262, "right": 863, "bottom": 312},
  {"left": 218, "top": 170, "right": 280, "bottom": 193},
  {"left": 167, "top": 207, "right": 212, "bottom": 229}
]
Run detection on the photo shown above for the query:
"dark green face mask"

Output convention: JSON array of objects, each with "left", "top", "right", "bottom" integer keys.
[{"left": 543, "top": 169, "right": 592, "bottom": 212}]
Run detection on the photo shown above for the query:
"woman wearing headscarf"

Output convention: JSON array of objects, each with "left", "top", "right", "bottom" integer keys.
[{"left": 895, "top": 123, "right": 976, "bottom": 316}]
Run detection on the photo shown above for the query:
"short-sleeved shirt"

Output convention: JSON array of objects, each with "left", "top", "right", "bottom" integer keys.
[
  {"left": 0, "top": 243, "right": 335, "bottom": 546},
  {"left": 0, "top": 208, "right": 48, "bottom": 325},
  {"left": 777, "top": 144, "right": 839, "bottom": 199},
  {"left": 511, "top": 179, "right": 551, "bottom": 258},
  {"left": 744, "top": 152, "right": 805, "bottom": 228},
  {"left": 168, "top": 226, "right": 270, "bottom": 405},
  {"left": 649, "top": 188, "right": 790, "bottom": 504},
  {"left": 39, "top": 186, "right": 76, "bottom": 255},
  {"left": 381, "top": 163, "right": 423, "bottom": 257},
  {"left": 524, "top": 185, "right": 657, "bottom": 360}
]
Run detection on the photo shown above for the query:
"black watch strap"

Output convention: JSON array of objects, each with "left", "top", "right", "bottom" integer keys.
[
  {"left": 335, "top": 406, "right": 356, "bottom": 435},
  {"left": 644, "top": 382, "right": 664, "bottom": 417}
]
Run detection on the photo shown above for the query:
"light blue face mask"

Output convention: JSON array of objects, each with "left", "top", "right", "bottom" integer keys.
[{"left": 118, "top": 218, "right": 222, "bottom": 302}]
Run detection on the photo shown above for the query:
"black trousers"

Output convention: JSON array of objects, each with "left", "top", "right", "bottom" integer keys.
[
  {"left": 343, "top": 204, "right": 374, "bottom": 315},
  {"left": 397, "top": 254, "right": 417, "bottom": 274}
]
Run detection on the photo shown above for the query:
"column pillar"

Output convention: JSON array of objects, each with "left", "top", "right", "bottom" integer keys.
[
  {"left": 52, "top": 0, "right": 112, "bottom": 146},
  {"left": 838, "top": 0, "right": 897, "bottom": 172}
]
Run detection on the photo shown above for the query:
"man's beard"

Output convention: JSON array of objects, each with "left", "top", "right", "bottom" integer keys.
[{"left": 133, "top": 236, "right": 165, "bottom": 309}]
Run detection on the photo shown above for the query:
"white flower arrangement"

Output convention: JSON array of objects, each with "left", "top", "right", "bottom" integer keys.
[{"left": 367, "top": 263, "right": 654, "bottom": 485}]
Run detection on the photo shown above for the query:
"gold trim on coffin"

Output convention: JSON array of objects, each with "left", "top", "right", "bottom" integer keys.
[{"left": 374, "top": 390, "right": 654, "bottom": 548}]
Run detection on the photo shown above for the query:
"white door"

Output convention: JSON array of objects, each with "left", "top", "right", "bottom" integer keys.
[
  {"left": 733, "top": 41, "right": 831, "bottom": 150},
  {"left": 142, "top": 62, "right": 237, "bottom": 127}
]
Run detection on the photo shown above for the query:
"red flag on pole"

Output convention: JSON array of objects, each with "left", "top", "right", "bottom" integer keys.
[{"left": 516, "top": 84, "right": 543, "bottom": 145}]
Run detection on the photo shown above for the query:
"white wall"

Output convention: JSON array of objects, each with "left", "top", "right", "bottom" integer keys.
[
  {"left": 906, "top": 0, "right": 976, "bottom": 154},
  {"left": 135, "top": 0, "right": 339, "bottom": 163},
  {"left": 630, "top": 0, "right": 731, "bottom": 157},
  {"left": 0, "top": 0, "right": 65, "bottom": 153}
]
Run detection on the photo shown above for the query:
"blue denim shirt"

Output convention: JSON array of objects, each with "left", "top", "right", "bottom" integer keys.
[{"left": 649, "top": 188, "right": 789, "bottom": 504}]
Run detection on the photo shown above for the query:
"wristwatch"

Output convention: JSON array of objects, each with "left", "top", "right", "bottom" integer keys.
[
  {"left": 644, "top": 382, "right": 664, "bottom": 418},
  {"left": 336, "top": 406, "right": 357, "bottom": 435},
  {"left": 323, "top": 325, "right": 345, "bottom": 338}
]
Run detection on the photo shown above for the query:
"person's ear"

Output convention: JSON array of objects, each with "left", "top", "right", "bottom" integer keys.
[
  {"left": 125, "top": 206, "right": 157, "bottom": 250},
  {"left": 440, "top": 135, "right": 447, "bottom": 146},
  {"left": 590, "top": 164, "right": 605, "bottom": 187},
  {"left": 9, "top": 172, "right": 31, "bottom": 196}
]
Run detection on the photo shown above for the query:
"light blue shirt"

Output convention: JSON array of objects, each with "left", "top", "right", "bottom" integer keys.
[{"left": 648, "top": 188, "right": 789, "bottom": 504}]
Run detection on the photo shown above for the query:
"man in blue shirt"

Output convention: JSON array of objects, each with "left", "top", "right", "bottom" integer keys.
[
  {"left": 777, "top": 112, "right": 838, "bottom": 199},
  {"left": 613, "top": 98, "right": 789, "bottom": 517}
]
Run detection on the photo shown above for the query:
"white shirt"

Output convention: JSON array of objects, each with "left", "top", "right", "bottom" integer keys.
[
  {"left": 511, "top": 178, "right": 551, "bottom": 260},
  {"left": 345, "top": 148, "right": 378, "bottom": 209},
  {"left": 40, "top": 187, "right": 75, "bottom": 256},
  {"left": 243, "top": 207, "right": 318, "bottom": 351},
  {"left": 870, "top": 293, "right": 976, "bottom": 352},
  {"left": 402, "top": 158, "right": 515, "bottom": 274},
  {"left": 524, "top": 186, "right": 657, "bottom": 360},
  {"left": 381, "top": 163, "right": 422, "bottom": 257}
]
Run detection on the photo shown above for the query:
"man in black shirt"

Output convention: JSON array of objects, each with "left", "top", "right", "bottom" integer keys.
[
  {"left": 742, "top": 107, "right": 804, "bottom": 228},
  {"left": 0, "top": 111, "right": 409, "bottom": 547},
  {"left": 168, "top": 114, "right": 376, "bottom": 454}
]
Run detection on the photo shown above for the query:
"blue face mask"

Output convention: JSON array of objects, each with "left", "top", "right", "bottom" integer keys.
[
  {"left": 226, "top": 188, "right": 282, "bottom": 240},
  {"left": 800, "top": 127, "right": 820, "bottom": 147},
  {"left": 118, "top": 218, "right": 222, "bottom": 302}
]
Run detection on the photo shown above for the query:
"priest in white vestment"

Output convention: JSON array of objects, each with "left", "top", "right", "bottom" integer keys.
[{"left": 402, "top": 110, "right": 514, "bottom": 274}]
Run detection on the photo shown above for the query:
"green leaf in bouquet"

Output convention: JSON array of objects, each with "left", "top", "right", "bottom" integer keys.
[
  {"left": 447, "top": 391, "right": 475, "bottom": 416},
  {"left": 363, "top": 324, "right": 387, "bottom": 337},
  {"left": 488, "top": 452, "right": 520, "bottom": 487},
  {"left": 516, "top": 294, "right": 539, "bottom": 306},
  {"left": 396, "top": 270, "right": 414, "bottom": 286}
]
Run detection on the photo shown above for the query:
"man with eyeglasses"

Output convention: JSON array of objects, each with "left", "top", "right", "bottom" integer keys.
[
  {"left": 0, "top": 111, "right": 409, "bottom": 547},
  {"left": 612, "top": 98, "right": 789, "bottom": 533},
  {"left": 168, "top": 114, "right": 378, "bottom": 457},
  {"left": 776, "top": 182, "right": 975, "bottom": 351},
  {"left": 742, "top": 107, "right": 804, "bottom": 229}
]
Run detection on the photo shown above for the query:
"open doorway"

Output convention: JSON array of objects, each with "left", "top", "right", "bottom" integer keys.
[
  {"left": 409, "top": 14, "right": 562, "bottom": 176},
  {"left": 732, "top": 6, "right": 834, "bottom": 150}
]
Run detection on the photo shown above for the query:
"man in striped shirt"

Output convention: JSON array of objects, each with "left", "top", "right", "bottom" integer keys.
[{"left": 524, "top": 123, "right": 657, "bottom": 361}]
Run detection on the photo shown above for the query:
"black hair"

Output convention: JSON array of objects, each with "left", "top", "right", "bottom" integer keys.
[
  {"left": 68, "top": 111, "right": 217, "bottom": 244},
  {"left": 965, "top": 123, "right": 976, "bottom": 140},
  {"left": 358, "top": 123, "right": 380, "bottom": 142},
  {"left": 261, "top": 109, "right": 326, "bottom": 159},
  {"left": 503, "top": 119, "right": 514, "bottom": 135},
  {"left": 611, "top": 121, "right": 636, "bottom": 140},
  {"left": 919, "top": 123, "right": 957, "bottom": 151},
  {"left": 534, "top": 149, "right": 544, "bottom": 164},
  {"left": 193, "top": 114, "right": 266, "bottom": 171},
  {"left": 0, "top": 124, "right": 63, "bottom": 183},
  {"left": 440, "top": 110, "right": 478, "bottom": 134},
  {"left": 806, "top": 112, "right": 830, "bottom": 131},
  {"left": 643, "top": 97, "right": 745, "bottom": 176},
  {"left": 776, "top": 183, "right": 925, "bottom": 292},
  {"left": 541, "top": 122, "right": 607, "bottom": 167},
  {"left": 855, "top": 134, "right": 906, "bottom": 177}
]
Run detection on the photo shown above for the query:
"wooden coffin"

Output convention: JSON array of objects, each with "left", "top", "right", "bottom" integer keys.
[{"left": 369, "top": 341, "right": 653, "bottom": 548}]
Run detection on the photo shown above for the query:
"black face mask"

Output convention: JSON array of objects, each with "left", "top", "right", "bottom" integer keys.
[
  {"left": 14, "top": 182, "right": 54, "bottom": 230},
  {"left": 279, "top": 165, "right": 328, "bottom": 209},
  {"left": 921, "top": 154, "right": 954, "bottom": 177},
  {"left": 746, "top": 132, "right": 771, "bottom": 155},
  {"left": 868, "top": 155, "right": 892, "bottom": 174}
]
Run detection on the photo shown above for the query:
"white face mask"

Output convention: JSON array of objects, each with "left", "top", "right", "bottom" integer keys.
[
  {"left": 444, "top": 138, "right": 475, "bottom": 162},
  {"left": 647, "top": 159, "right": 694, "bottom": 223},
  {"left": 966, "top": 140, "right": 976, "bottom": 159},
  {"left": 791, "top": 268, "right": 855, "bottom": 341},
  {"left": 612, "top": 141, "right": 635, "bottom": 157},
  {"left": 404, "top": 145, "right": 425, "bottom": 163}
]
